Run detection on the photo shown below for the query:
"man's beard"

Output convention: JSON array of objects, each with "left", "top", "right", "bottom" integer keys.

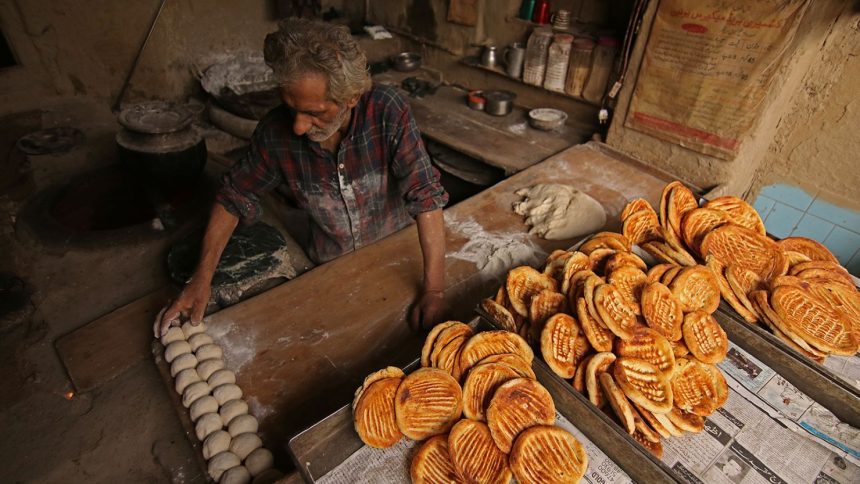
[{"left": 307, "top": 103, "right": 350, "bottom": 142}]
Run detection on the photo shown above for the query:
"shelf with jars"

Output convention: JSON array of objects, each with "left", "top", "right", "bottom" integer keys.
[
  {"left": 461, "top": 29, "right": 619, "bottom": 108},
  {"left": 459, "top": 56, "right": 601, "bottom": 108}
]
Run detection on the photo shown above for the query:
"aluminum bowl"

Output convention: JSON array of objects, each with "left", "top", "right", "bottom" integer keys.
[
  {"left": 528, "top": 108, "right": 568, "bottom": 130},
  {"left": 390, "top": 52, "right": 422, "bottom": 72}
]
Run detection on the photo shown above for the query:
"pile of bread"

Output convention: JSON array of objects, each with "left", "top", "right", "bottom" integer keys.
[
  {"left": 483, "top": 229, "right": 730, "bottom": 457},
  {"left": 622, "top": 181, "right": 859, "bottom": 361},
  {"left": 161, "top": 323, "right": 281, "bottom": 484},
  {"left": 352, "top": 324, "right": 589, "bottom": 483}
]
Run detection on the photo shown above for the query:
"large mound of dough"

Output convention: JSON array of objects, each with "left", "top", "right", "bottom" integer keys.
[{"left": 513, "top": 184, "right": 606, "bottom": 240}]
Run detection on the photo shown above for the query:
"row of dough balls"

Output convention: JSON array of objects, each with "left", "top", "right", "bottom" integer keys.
[{"left": 163, "top": 322, "right": 283, "bottom": 484}]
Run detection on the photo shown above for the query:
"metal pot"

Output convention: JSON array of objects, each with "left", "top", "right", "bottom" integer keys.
[
  {"left": 390, "top": 52, "right": 422, "bottom": 72},
  {"left": 116, "top": 102, "right": 207, "bottom": 191},
  {"left": 483, "top": 90, "right": 516, "bottom": 116}
]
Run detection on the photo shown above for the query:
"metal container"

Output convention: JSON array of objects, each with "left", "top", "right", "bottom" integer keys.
[
  {"left": 466, "top": 90, "right": 486, "bottom": 111},
  {"left": 483, "top": 90, "right": 516, "bottom": 116},
  {"left": 115, "top": 101, "right": 206, "bottom": 191},
  {"left": 528, "top": 108, "right": 568, "bottom": 130},
  {"left": 390, "top": 52, "right": 422, "bottom": 72},
  {"left": 481, "top": 45, "right": 499, "bottom": 68},
  {"left": 504, "top": 42, "right": 526, "bottom": 79}
]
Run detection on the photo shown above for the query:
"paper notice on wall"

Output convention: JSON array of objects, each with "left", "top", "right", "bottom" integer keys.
[{"left": 625, "top": 0, "right": 809, "bottom": 159}]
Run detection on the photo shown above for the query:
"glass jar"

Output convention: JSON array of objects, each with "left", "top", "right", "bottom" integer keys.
[
  {"left": 543, "top": 34, "right": 574, "bottom": 93},
  {"left": 522, "top": 28, "right": 554, "bottom": 87},
  {"left": 582, "top": 36, "right": 620, "bottom": 103},
  {"left": 565, "top": 38, "right": 595, "bottom": 97}
]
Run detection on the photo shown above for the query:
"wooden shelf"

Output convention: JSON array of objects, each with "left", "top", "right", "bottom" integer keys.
[
  {"left": 459, "top": 57, "right": 602, "bottom": 108},
  {"left": 505, "top": 15, "right": 603, "bottom": 33}
]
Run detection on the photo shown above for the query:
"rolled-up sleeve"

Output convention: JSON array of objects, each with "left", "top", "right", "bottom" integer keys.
[
  {"left": 389, "top": 105, "right": 448, "bottom": 217},
  {"left": 215, "top": 131, "right": 284, "bottom": 224}
]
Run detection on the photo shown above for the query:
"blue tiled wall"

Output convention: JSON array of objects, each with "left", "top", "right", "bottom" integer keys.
[{"left": 754, "top": 184, "right": 860, "bottom": 277}]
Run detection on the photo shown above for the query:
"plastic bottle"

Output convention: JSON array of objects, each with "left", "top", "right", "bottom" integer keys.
[
  {"left": 582, "top": 36, "right": 620, "bottom": 103},
  {"left": 565, "top": 38, "right": 595, "bottom": 97},
  {"left": 522, "top": 28, "right": 554, "bottom": 87},
  {"left": 519, "top": 0, "right": 536, "bottom": 21},
  {"left": 543, "top": 34, "right": 573, "bottom": 93}
]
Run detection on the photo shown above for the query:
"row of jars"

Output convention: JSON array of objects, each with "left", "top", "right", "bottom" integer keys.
[{"left": 522, "top": 27, "right": 619, "bottom": 103}]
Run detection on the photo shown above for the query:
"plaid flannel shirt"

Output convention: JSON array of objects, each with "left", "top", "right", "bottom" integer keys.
[{"left": 216, "top": 84, "right": 448, "bottom": 263}]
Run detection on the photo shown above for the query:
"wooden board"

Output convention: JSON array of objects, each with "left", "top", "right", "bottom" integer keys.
[
  {"left": 374, "top": 71, "right": 591, "bottom": 173},
  {"left": 157, "top": 142, "right": 674, "bottom": 471},
  {"left": 56, "top": 286, "right": 176, "bottom": 392}
]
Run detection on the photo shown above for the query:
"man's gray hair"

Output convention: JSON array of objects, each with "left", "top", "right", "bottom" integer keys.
[{"left": 264, "top": 18, "right": 372, "bottom": 105}]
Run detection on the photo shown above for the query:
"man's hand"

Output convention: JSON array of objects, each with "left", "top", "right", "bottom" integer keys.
[
  {"left": 153, "top": 279, "right": 211, "bottom": 338},
  {"left": 409, "top": 289, "right": 447, "bottom": 332}
]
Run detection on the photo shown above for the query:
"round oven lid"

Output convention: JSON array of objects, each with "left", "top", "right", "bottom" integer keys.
[{"left": 118, "top": 101, "right": 194, "bottom": 134}]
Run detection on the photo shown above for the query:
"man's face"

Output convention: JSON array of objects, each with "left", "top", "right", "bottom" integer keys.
[{"left": 281, "top": 73, "right": 356, "bottom": 142}]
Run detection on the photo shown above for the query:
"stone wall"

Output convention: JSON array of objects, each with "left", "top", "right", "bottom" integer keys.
[{"left": 0, "top": 0, "right": 279, "bottom": 115}]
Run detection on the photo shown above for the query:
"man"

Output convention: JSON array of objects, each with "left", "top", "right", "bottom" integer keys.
[{"left": 155, "top": 19, "right": 448, "bottom": 337}]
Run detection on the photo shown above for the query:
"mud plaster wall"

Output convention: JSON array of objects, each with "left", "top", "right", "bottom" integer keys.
[
  {"left": 750, "top": 3, "right": 860, "bottom": 211},
  {"left": 607, "top": 0, "right": 856, "bottom": 201},
  {"left": 0, "top": 0, "right": 279, "bottom": 116}
]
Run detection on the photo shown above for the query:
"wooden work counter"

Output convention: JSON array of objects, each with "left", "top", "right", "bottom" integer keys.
[
  {"left": 162, "top": 142, "right": 678, "bottom": 470},
  {"left": 373, "top": 70, "right": 592, "bottom": 174}
]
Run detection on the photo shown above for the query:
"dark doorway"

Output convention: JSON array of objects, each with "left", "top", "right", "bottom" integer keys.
[{"left": 0, "top": 29, "right": 17, "bottom": 69}]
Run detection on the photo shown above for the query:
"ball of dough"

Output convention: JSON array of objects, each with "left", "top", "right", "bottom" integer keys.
[
  {"left": 161, "top": 326, "right": 185, "bottom": 346},
  {"left": 197, "top": 358, "right": 226, "bottom": 380},
  {"left": 228, "top": 414, "right": 258, "bottom": 437},
  {"left": 190, "top": 395, "right": 219, "bottom": 422},
  {"left": 188, "top": 332, "right": 214, "bottom": 352},
  {"left": 220, "top": 465, "right": 251, "bottom": 484},
  {"left": 202, "top": 429, "right": 231, "bottom": 460},
  {"left": 170, "top": 353, "right": 199, "bottom": 377},
  {"left": 219, "top": 399, "right": 249, "bottom": 426},
  {"left": 208, "top": 369, "right": 236, "bottom": 388},
  {"left": 182, "top": 381, "right": 210, "bottom": 408},
  {"left": 245, "top": 448, "right": 274, "bottom": 477},
  {"left": 195, "top": 412, "right": 223, "bottom": 441},
  {"left": 208, "top": 451, "right": 240, "bottom": 481},
  {"left": 182, "top": 321, "right": 207, "bottom": 339},
  {"left": 196, "top": 343, "right": 224, "bottom": 361},
  {"left": 174, "top": 368, "right": 201, "bottom": 394},
  {"left": 229, "top": 432, "right": 262, "bottom": 460},
  {"left": 164, "top": 340, "right": 192, "bottom": 363},
  {"left": 213, "top": 383, "right": 243, "bottom": 406}
]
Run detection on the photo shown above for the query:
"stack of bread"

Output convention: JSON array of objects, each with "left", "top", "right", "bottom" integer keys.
[
  {"left": 483, "top": 235, "right": 730, "bottom": 457},
  {"left": 623, "top": 181, "right": 859, "bottom": 362},
  {"left": 352, "top": 324, "right": 589, "bottom": 483},
  {"left": 161, "top": 323, "right": 281, "bottom": 484}
]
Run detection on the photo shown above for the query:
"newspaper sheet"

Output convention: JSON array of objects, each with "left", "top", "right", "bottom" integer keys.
[
  {"left": 654, "top": 341, "right": 860, "bottom": 484},
  {"left": 823, "top": 355, "right": 860, "bottom": 391},
  {"left": 318, "top": 411, "right": 632, "bottom": 484}
]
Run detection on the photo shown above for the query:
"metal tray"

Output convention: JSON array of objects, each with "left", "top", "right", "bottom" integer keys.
[
  {"left": 287, "top": 319, "right": 680, "bottom": 483},
  {"left": 714, "top": 303, "right": 860, "bottom": 427},
  {"left": 565, "top": 233, "right": 860, "bottom": 427}
]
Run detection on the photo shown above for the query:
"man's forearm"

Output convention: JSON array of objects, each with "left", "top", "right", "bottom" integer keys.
[
  {"left": 193, "top": 203, "right": 240, "bottom": 284},
  {"left": 416, "top": 209, "right": 445, "bottom": 292}
]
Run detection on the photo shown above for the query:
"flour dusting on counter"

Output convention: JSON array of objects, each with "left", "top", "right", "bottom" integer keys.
[
  {"left": 248, "top": 396, "right": 274, "bottom": 421},
  {"left": 206, "top": 318, "right": 257, "bottom": 374},
  {"left": 507, "top": 121, "right": 528, "bottom": 135},
  {"left": 445, "top": 212, "right": 543, "bottom": 276}
]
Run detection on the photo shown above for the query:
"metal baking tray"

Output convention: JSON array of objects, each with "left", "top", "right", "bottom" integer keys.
[
  {"left": 714, "top": 302, "right": 860, "bottom": 427},
  {"left": 287, "top": 319, "right": 680, "bottom": 483},
  {"left": 562, "top": 233, "right": 860, "bottom": 427}
]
